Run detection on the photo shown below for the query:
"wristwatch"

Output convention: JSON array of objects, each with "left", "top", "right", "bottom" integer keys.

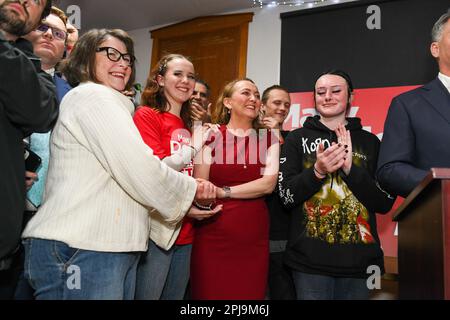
[{"left": 222, "top": 186, "right": 231, "bottom": 198}]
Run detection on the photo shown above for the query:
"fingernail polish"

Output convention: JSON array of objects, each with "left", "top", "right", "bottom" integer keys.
[
  {"left": 338, "top": 143, "right": 342, "bottom": 147},
  {"left": 345, "top": 150, "right": 349, "bottom": 153},
  {"left": 345, "top": 145, "right": 348, "bottom": 148}
]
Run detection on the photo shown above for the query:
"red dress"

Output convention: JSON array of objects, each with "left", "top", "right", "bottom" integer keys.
[{"left": 190, "top": 125, "right": 272, "bottom": 300}]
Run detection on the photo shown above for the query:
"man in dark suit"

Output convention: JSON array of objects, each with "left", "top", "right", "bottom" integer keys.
[{"left": 377, "top": 10, "right": 450, "bottom": 198}]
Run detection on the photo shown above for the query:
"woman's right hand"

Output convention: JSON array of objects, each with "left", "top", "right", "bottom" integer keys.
[
  {"left": 187, "top": 204, "right": 222, "bottom": 221},
  {"left": 314, "top": 142, "right": 347, "bottom": 178},
  {"left": 194, "top": 178, "right": 217, "bottom": 202},
  {"left": 191, "top": 122, "right": 219, "bottom": 153}
]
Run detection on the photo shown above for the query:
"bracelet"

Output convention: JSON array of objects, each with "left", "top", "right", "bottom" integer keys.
[
  {"left": 313, "top": 164, "right": 327, "bottom": 178},
  {"left": 193, "top": 200, "right": 213, "bottom": 210},
  {"left": 187, "top": 144, "right": 199, "bottom": 155}
]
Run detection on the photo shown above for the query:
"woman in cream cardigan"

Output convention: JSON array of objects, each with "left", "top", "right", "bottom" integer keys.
[{"left": 22, "top": 29, "right": 216, "bottom": 300}]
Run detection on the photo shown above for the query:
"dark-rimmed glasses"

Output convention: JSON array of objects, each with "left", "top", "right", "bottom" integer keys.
[
  {"left": 36, "top": 23, "right": 67, "bottom": 41},
  {"left": 96, "top": 47, "right": 135, "bottom": 67}
]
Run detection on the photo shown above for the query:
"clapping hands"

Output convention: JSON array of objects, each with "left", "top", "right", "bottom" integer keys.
[{"left": 314, "top": 123, "right": 352, "bottom": 178}]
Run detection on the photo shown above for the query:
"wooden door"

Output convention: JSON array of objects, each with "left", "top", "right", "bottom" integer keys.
[{"left": 150, "top": 13, "right": 253, "bottom": 111}]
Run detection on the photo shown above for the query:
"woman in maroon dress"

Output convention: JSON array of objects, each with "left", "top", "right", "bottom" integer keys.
[{"left": 190, "top": 79, "right": 279, "bottom": 299}]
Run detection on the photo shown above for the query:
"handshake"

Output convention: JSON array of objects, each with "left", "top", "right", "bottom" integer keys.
[{"left": 190, "top": 178, "right": 223, "bottom": 221}]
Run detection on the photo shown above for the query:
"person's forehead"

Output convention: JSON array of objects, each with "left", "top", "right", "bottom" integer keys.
[
  {"left": 42, "top": 14, "right": 67, "bottom": 30},
  {"left": 235, "top": 80, "right": 257, "bottom": 91},
  {"left": 316, "top": 74, "right": 347, "bottom": 87},
  {"left": 168, "top": 57, "right": 193, "bottom": 70},
  {"left": 270, "top": 89, "right": 289, "bottom": 97},
  {"left": 195, "top": 83, "right": 207, "bottom": 92},
  {"left": 443, "top": 19, "right": 450, "bottom": 32}
]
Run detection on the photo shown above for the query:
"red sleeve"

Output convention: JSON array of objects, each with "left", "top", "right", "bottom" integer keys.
[{"left": 133, "top": 107, "right": 166, "bottom": 159}]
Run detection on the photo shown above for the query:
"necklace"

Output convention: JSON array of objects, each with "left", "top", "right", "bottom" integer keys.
[
  {"left": 244, "top": 136, "right": 250, "bottom": 169},
  {"left": 229, "top": 130, "right": 250, "bottom": 169},
  {"left": 237, "top": 135, "right": 250, "bottom": 169}
]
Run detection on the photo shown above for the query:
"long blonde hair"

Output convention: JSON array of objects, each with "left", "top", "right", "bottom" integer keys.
[{"left": 212, "top": 78, "right": 263, "bottom": 130}]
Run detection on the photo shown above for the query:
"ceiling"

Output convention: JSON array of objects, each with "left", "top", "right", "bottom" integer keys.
[{"left": 56, "top": 0, "right": 258, "bottom": 32}]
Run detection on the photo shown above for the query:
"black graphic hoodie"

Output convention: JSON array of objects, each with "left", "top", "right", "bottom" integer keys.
[{"left": 279, "top": 116, "right": 395, "bottom": 278}]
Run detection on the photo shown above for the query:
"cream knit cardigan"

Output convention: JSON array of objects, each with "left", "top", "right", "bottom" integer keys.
[{"left": 23, "top": 82, "right": 197, "bottom": 252}]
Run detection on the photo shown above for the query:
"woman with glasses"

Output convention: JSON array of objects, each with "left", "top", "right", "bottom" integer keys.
[
  {"left": 22, "top": 29, "right": 215, "bottom": 300},
  {"left": 278, "top": 70, "right": 395, "bottom": 300}
]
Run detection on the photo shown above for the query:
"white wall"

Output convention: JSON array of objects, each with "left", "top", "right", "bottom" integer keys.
[
  {"left": 126, "top": 28, "right": 153, "bottom": 92},
  {"left": 127, "top": 0, "right": 359, "bottom": 93},
  {"left": 246, "top": 6, "right": 297, "bottom": 91}
]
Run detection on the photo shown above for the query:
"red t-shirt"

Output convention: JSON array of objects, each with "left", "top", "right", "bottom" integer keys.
[{"left": 133, "top": 106, "right": 194, "bottom": 245}]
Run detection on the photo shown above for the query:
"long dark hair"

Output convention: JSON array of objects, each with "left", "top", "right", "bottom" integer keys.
[
  {"left": 140, "top": 54, "right": 193, "bottom": 128},
  {"left": 60, "top": 28, "right": 136, "bottom": 90}
]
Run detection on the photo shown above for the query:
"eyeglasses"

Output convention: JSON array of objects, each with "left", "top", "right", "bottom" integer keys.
[
  {"left": 96, "top": 47, "right": 135, "bottom": 67},
  {"left": 36, "top": 24, "right": 67, "bottom": 41}
]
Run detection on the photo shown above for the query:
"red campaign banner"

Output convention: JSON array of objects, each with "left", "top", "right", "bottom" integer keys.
[{"left": 283, "top": 85, "right": 421, "bottom": 258}]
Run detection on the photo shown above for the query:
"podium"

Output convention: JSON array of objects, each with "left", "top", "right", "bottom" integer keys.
[{"left": 393, "top": 168, "right": 450, "bottom": 299}]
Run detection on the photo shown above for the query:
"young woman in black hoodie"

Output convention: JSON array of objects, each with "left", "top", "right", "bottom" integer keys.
[{"left": 279, "top": 70, "right": 395, "bottom": 300}]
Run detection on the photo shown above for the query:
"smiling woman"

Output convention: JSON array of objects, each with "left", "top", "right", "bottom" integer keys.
[
  {"left": 278, "top": 69, "right": 395, "bottom": 300},
  {"left": 61, "top": 28, "right": 136, "bottom": 90},
  {"left": 190, "top": 78, "right": 280, "bottom": 299},
  {"left": 94, "top": 37, "right": 133, "bottom": 92},
  {"left": 21, "top": 29, "right": 208, "bottom": 300},
  {"left": 133, "top": 53, "right": 219, "bottom": 300}
]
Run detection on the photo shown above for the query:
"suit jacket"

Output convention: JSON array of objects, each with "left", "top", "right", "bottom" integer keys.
[
  {"left": 377, "top": 78, "right": 450, "bottom": 198},
  {"left": 54, "top": 73, "right": 72, "bottom": 103}
]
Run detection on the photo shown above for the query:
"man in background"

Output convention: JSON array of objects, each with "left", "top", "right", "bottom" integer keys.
[
  {"left": 65, "top": 21, "right": 78, "bottom": 55},
  {"left": 24, "top": 5, "right": 71, "bottom": 212},
  {"left": 0, "top": 0, "right": 57, "bottom": 298},
  {"left": 377, "top": 10, "right": 450, "bottom": 198},
  {"left": 190, "top": 78, "right": 211, "bottom": 123}
]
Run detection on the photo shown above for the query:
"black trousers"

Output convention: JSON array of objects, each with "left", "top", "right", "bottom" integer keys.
[
  {"left": 0, "top": 211, "right": 35, "bottom": 300},
  {"left": 268, "top": 251, "right": 297, "bottom": 300},
  {"left": 0, "top": 253, "right": 22, "bottom": 300}
]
